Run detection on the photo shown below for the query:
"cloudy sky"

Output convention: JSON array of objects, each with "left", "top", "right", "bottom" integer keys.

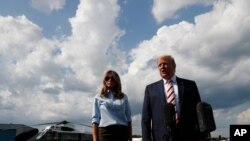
[{"left": 0, "top": 0, "right": 250, "bottom": 137}]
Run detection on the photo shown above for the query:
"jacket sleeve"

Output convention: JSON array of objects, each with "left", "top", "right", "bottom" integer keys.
[
  {"left": 125, "top": 95, "right": 132, "bottom": 123},
  {"left": 92, "top": 96, "right": 101, "bottom": 124},
  {"left": 141, "top": 86, "right": 152, "bottom": 141}
]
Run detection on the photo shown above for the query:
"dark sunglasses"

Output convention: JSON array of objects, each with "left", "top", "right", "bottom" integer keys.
[{"left": 104, "top": 76, "right": 115, "bottom": 81}]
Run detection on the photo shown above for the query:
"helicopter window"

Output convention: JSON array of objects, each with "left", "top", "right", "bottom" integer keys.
[{"left": 61, "top": 126, "right": 74, "bottom": 131}]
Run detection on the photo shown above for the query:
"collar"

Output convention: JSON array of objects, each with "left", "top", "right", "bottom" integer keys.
[{"left": 163, "top": 75, "right": 177, "bottom": 84}]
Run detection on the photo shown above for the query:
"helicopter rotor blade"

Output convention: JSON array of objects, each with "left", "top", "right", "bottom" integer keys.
[
  {"left": 30, "top": 120, "right": 91, "bottom": 128},
  {"left": 31, "top": 120, "right": 68, "bottom": 126},
  {"left": 76, "top": 123, "right": 92, "bottom": 128}
]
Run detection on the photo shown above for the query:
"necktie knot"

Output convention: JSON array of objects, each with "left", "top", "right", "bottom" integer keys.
[{"left": 166, "top": 79, "right": 172, "bottom": 84}]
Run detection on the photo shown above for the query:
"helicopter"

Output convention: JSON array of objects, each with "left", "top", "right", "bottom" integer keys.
[
  {"left": 0, "top": 120, "right": 92, "bottom": 141},
  {"left": 0, "top": 123, "right": 38, "bottom": 141},
  {"left": 33, "top": 120, "right": 92, "bottom": 141}
]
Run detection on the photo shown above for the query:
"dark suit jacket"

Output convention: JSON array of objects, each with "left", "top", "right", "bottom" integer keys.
[{"left": 141, "top": 77, "right": 203, "bottom": 141}]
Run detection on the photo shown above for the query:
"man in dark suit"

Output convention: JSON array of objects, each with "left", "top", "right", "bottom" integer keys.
[{"left": 141, "top": 55, "right": 206, "bottom": 141}]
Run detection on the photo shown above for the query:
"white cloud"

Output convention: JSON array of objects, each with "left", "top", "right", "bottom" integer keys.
[
  {"left": 152, "top": 0, "right": 213, "bottom": 23},
  {"left": 57, "top": 0, "right": 125, "bottom": 86},
  {"left": 128, "top": 0, "right": 250, "bottom": 97},
  {"left": 211, "top": 102, "right": 250, "bottom": 137},
  {"left": 30, "top": 0, "right": 66, "bottom": 14},
  {"left": 0, "top": 0, "right": 124, "bottom": 124},
  {"left": 237, "top": 107, "right": 250, "bottom": 124}
]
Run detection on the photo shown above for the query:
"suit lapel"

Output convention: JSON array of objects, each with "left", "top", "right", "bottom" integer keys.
[
  {"left": 156, "top": 80, "right": 167, "bottom": 106},
  {"left": 177, "top": 77, "right": 184, "bottom": 113}
]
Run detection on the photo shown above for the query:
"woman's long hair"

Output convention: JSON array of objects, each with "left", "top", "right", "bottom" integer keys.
[{"left": 100, "top": 70, "right": 124, "bottom": 99}]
